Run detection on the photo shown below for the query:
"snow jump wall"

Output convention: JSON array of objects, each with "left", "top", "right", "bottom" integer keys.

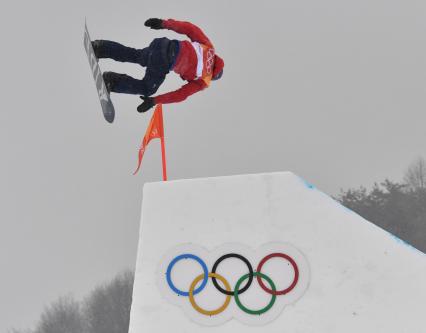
[{"left": 128, "top": 172, "right": 426, "bottom": 333}]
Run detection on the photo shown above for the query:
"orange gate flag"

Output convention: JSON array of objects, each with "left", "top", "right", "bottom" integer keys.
[{"left": 133, "top": 104, "right": 167, "bottom": 180}]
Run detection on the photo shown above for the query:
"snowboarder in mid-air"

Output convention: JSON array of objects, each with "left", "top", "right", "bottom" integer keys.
[{"left": 92, "top": 18, "right": 224, "bottom": 113}]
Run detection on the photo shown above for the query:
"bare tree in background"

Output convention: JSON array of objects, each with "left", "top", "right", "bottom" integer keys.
[
  {"left": 404, "top": 157, "right": 426, "bottom": 190},
  {"left": 34, "top": 296, "right": 84, "bottom": 333},
  {"left": 83, "top": 270, "right": 134, "bottom": 333},
  {"left": 13, "top": 270, "right": 134, "bottom": 333}
]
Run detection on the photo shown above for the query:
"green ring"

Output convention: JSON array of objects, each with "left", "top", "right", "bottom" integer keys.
[{"left": 234, "top": 272, "right": 277, "bottom": 315}]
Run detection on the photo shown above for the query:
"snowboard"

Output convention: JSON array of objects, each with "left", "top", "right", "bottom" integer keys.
[{"left": 83, "top": 22, "right": 115, "bottom": 123}]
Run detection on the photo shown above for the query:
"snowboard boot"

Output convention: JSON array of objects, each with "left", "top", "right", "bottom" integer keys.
[
  {"left": 102, "top": 71, "right": 134, "bottom": 93},
  {"left": 102, "top": 71, "right": 118, "bottom": 93},
  {"left": 92, "top": 40, "right": 108, "bottom": 59}
]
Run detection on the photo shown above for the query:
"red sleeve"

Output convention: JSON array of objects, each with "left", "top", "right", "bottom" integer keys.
[
  {"left": 163, "top": 19, "right": 213, "bottom": 47},
  {"left": 154, "top": 80, "right": 207, "bottom": 104}
]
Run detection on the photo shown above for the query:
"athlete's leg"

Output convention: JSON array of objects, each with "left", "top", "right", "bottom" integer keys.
[
  {"left": 103, "top": 69, "right": 166, "bottom": 96},
  {"left": 101, "top": 37, "right": 172, "bottom": 95},
  {"left": 92, "top": 40, "right": 148, "bottom": 66},
  {"left": 138, "top": 67, "right": 168, "bottom": 96}
]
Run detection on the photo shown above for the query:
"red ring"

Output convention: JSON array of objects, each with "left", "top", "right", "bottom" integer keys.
[{"left": 256, "top": 253, "right": 299, "bottom": 295}]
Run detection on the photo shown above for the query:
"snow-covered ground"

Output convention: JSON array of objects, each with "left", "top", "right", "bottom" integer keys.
[{"left": 130, "top": 172, "right": 426, "bottom": 332}]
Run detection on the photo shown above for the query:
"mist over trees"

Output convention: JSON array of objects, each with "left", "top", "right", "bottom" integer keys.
[
  {"left": 337, "top": 157, "right": 426, "bottom": 252},
  {"left": 9, "top": 271, "right": 134, "bottom": 333},
  {"left": 83, "top": 270, "right": 133, "bottom": 333},
  {"left": 404, "top": 157, "right": 426, "bottom": 190},
  {"left": 34, "top": 296, "right": 84, "bottom": 333}
]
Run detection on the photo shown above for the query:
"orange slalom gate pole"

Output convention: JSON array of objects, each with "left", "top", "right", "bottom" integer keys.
[
  {"left": 160, "top": 135, "right": 167, "bottom": 181},
  {"left": 157, "top": 104, "right": 167, "bottom": 181}
]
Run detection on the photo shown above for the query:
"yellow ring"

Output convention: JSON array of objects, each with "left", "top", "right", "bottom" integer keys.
[{"left": 189, "top": 272, "right": 232, "bottom": 316}]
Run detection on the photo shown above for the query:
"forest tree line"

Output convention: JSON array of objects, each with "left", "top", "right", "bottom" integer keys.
[{"left": 337, "top": 157, "right": 426, "bottom": 253}]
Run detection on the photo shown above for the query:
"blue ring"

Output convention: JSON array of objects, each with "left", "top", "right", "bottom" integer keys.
[{"left": 166, "top": 254, "right": 208, "bottom": 296}]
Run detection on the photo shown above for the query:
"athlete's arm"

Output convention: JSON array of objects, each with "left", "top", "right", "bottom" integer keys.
[
  {"left": 154, "top": 79, "right": 207, "bottom": 104},
  {"left": 161, "top": 19, "right": 213, "bottom": 47}
]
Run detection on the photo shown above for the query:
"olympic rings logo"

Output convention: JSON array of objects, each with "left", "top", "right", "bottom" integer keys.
[
  {"left": 205, "top": 48, "right": 215, "bottom": 75},
  {"left": 157, "top": 243, "right": 310, "bottom": 326}
]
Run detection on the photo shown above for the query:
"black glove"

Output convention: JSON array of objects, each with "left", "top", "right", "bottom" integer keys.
[
  {"left": 144, "top": 18, "right": 163, "bottom": 30},
  {"left": 137, "top": 96, "right": 156, "bottom": 113}
]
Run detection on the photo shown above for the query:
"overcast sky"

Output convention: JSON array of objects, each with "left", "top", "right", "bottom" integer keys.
[{"left": 1, "top": 0, "right": 425, "bottom": 331}]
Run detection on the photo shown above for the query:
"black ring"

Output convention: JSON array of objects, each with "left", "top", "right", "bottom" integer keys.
[{"left": 211, "top": 253, "right": 254, "bottom": 296}]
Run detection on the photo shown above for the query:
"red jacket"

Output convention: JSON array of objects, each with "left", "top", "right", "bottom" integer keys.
[{"left": 154, "top": 19, "right": 224, "bottom": 105}]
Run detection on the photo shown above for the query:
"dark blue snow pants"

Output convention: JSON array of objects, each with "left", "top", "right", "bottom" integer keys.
[{"left": 96, "top": 37, "right": 179, "bottom": 96}]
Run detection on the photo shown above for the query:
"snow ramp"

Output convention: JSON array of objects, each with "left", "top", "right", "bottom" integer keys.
[{"left": 128, "top": 171, "right": 425, "bottom": 333}]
